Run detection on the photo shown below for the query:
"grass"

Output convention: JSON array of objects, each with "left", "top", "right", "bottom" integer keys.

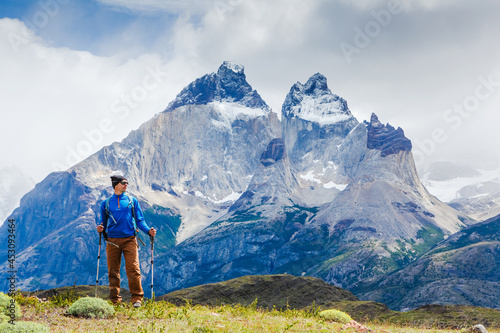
[{"left": 11, "top": 292, "right": 500, "bottom": 333}]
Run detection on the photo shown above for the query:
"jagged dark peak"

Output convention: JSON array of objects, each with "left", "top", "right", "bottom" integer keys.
[
  {"left": 304, "top": 73, "right": 330, "bottom": 96},
  {"left": 366, "top": 113, "right": 412, "bottom": 157},
  {"left": 165, "top": 61, "right": 269, "bottom": 112},
  {"left": 282, "top": 73, "right": 352, "bottom": 124},
  {"left": 261, "top": 138, "right": 286, "bottom": 167}
]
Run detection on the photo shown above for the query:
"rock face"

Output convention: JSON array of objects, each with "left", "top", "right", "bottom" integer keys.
[
  {"left": 229, "top": 137, "right": 299, "bottom": 213},
  {"left": 0, "top": 171, "right": 99, "bottom": 290},
  {"left": 268, "top": 111, "right": 467, "bottom": 292},
  {"left": 366, "top": 113, "right": 412, "bottom": 157},
  {"left": 0, "top": 63, "right": 476, "bottom": 310}
]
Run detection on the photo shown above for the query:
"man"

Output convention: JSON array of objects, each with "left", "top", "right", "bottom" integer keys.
[{"left": 96, "top": 174, "right": 156, "bottom": 307}]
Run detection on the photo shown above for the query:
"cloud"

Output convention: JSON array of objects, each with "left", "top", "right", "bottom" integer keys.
[
  {"left": 0, "top": 18, "right": 199, "bottom": 181},
  {"left": 95, "top": 0, "right": 207, "bottom": 14},
  {"left": 336, "top": 0, "right": 474, "bottom": 12},
  {"left": 2, "top": 0, "right": 500, "bottom": 184}
]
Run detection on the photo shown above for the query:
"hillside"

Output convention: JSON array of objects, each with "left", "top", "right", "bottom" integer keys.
[
  {"left": 359, "top": 214, "right": 500, "bottom": 310},
  {"left": 158, "top": 274, "right": 358, "bottom": 309}
]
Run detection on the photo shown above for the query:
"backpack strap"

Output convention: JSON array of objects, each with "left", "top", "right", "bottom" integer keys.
[
  {"left": 126, "top": 195, "right": 146, "bottom": 247},
  {"left": 126, "top": 194, "right": 138, "bottom": 235},
  {"left": 104, "top": 197, "right": 117, "bottom": 234}
]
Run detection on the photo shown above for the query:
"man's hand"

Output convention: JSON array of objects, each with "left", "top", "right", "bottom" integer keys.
[
  {"left": 97, "top": 224, "right": 104, "bottom": 233},
  {"left": 148, "top": 228, "right": 157, "bottom": 237}
]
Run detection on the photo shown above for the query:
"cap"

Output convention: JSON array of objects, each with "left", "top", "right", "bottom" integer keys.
[{"left": 110, "top": 175, "right": 127, "bottom": 188}]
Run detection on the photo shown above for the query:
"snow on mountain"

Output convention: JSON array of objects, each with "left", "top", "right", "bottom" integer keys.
[
  {"left": 208, "top": 101, "right": 269, "bottom": 129},
  {"left": 283, "top": 73, "right": 351, "bottom": 126},
  {"left": 165, "top": 61, "right": 269, "bottom": 112},
  {"left": 420, "top": 161, "right": 500, "bottom": 220},
  {"left": 289, "top": 94, "right": 352, "bottom": 125},
  {"left": 222, "top": 61, "right": 244, "bottom": 73}
]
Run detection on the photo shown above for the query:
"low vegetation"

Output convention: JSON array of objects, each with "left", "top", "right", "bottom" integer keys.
[
  {"left": 318, "top": 309, "right": 353, "bottom": 324},
  {"left": 67, "top": 297, "right": 115, "bottom": 319},
  {"left": 8, "top": 287, "right": 500, "bottom": 333}
]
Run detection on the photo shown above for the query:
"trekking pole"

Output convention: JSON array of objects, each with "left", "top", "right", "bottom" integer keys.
[
  {"left": 150, "top": 235, "right": 155, "bottom": 300},
  {"left": 95, "top": 232, "right": 102, "bottom": 298}
]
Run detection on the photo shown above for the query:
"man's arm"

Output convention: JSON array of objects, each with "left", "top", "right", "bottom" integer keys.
[
  {"left": 97, "top": 200, "right": 107, "bottom": 233},
  {"left": 133, "top": 197, "right": 156, "bottom": 236}
]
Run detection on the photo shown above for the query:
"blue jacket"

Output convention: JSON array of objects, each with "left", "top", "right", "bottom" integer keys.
[{"left": 100, "top": 193, "right": 150, "bottom": 238}]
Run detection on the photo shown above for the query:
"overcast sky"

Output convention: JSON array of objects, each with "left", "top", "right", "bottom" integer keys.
[{"left": 1, "top": 0, "right": 500, "bottom": 182}]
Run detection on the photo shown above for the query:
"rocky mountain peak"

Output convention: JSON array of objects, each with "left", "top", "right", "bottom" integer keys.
[
  {"left": 217, "top": 61, "right": 244, "bottom": 76},
  {"left": 282, "top": 73, "right": 351, "bottom": 125},
  {"left": 165, "top": 61, "right": 268, "bottom": 112},
  {"left": 303, "top": 73, "right": 330, "bottom": 97},
  {"left": 366, "top": 113, "right": 412, "bottom": 157}
]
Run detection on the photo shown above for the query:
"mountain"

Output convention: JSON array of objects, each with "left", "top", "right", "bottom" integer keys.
[
  {"left": 0, "top": 63, "right": 475, "bottom": 309},
  {"left": 151, "top": 72, "right": 468, "bottom": 296},
  {"left": 281, "top": 73, "right": 359, "bottom": 206},
  {"left": 420, "top": 161, "right": 500, "bottom": 221},
  {"left": 0, "top": 166, "right": 35, "bottom": 224},
  {"left": 0, "top": 61, "right": 278, "bottom": 292},
  {"left": 268, "top": 112, "right": 468, "bottom": 290},
  {"left": 359, "top": 214, "right": 500, "bottom": 310}
]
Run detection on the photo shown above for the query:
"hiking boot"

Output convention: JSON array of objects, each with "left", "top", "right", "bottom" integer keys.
[{"left": 133, "top": 301, "right": 141, "bottom": 308}]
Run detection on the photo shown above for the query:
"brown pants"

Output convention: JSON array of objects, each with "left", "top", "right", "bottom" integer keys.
[{"left": 106, "top": 236, "right": 144, "bottom": 304}]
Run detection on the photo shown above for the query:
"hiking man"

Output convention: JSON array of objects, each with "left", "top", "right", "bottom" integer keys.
[{"left": 96, "top": 175, "right": 156, "bottom": 307}]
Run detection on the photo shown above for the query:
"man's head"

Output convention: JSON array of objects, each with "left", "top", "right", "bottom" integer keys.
[{"left": 111, "top": 175, "right": 128, "bottom": 193}]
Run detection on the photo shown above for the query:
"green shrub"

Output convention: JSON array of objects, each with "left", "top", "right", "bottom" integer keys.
[
  {"left": 0, "top": 293, "right": 20, "bottom": 323},
  {"left": 318, "top": 309, "right": 352, "bottom": 324},
  {"left": 67, "top": 297, "right": 115, "bottom": 319},
  {"left": 50, "top": 286, "right": 79, "bottom": 307},
  {"left": 12, "top": 294, "right": 39, "bottom": 307},
  {"left": 0, "top": 321, "right": 49, "bottom": 333}
]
